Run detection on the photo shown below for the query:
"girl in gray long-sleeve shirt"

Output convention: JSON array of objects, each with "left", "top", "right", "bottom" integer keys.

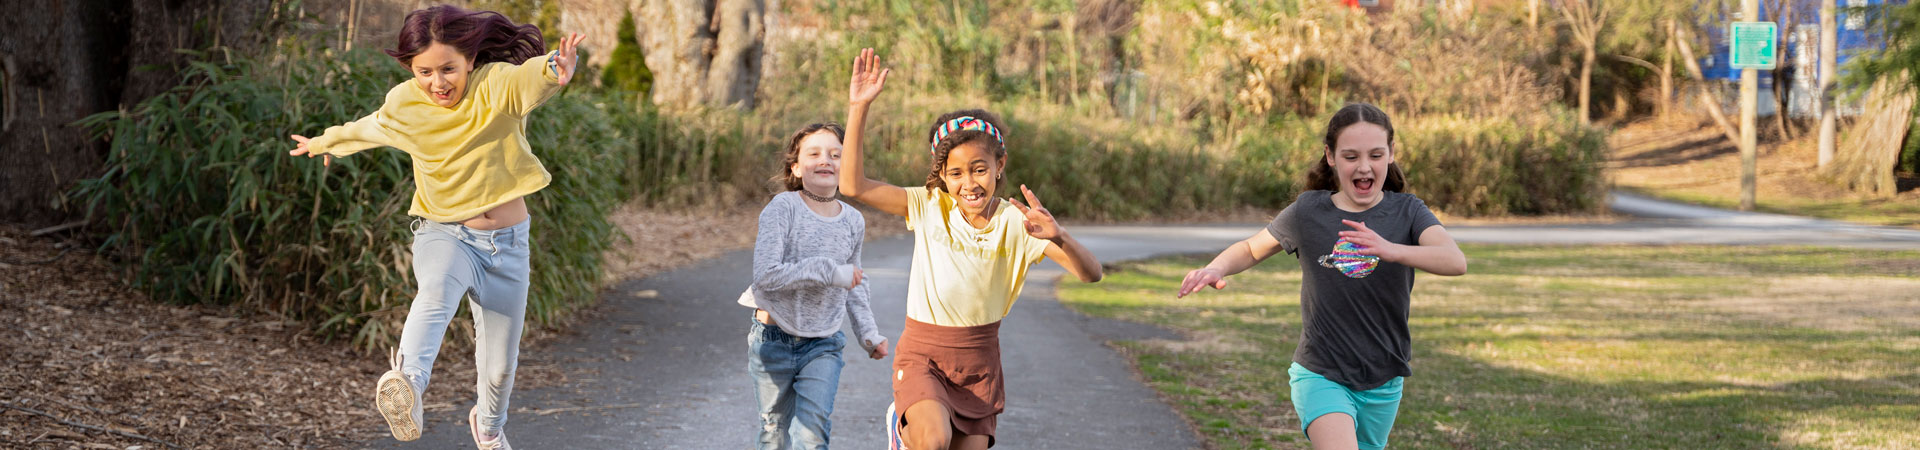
[{"left": 743, "top": 122, "right": 888, "bottom": 450}]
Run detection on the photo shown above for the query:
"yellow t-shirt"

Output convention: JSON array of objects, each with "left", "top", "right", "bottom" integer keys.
[
  {"left": 902, "top": 186, "right": 1053, "bottom": 327},
  {"left": 306, "top": 53, "right": 563, "bottom": 223}
]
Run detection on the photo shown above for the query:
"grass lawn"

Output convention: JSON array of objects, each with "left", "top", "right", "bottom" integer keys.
[{"left": 1057, "top": 244, "right": 1920, "bottom": 449}]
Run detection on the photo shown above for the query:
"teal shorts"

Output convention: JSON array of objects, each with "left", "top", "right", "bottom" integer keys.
[{"left": 1287, "top": 362, "right": 1404, "bottom": 450}]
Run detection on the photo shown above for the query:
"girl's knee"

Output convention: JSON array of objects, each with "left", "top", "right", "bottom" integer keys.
[
  {"left": 902, "top": 400, "right": 951, "bottom": 449},
  {"left": 412, "top": 274, "right": 468, "bottom": 306}
]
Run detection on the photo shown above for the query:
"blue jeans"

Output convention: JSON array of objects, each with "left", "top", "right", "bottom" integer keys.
[
  {"left": 747, "top": 317, "right": 846, "bottom": 450},
  {"left": 395, "top": 218, "right": 532, "bottom": 436}
]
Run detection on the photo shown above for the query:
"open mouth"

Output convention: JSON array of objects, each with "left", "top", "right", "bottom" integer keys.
[
  {"left": 1352, "top": 176, "right": 1375, "bottom": 194},
  {"left": 432, "top": 86, "right": 454, "bottom": 101},
  {"left": 811, "top": 168, "right": 836, "bottom": 176}
]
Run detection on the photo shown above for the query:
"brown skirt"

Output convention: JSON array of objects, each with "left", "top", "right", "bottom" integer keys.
[{"left": 892, "top": 317, "right": 1004, "bottom": 446}]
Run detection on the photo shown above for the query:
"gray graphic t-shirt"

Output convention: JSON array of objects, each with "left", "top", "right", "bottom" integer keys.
[{"left": 1267, "top": 190, "right": 1442, "bottom": 391}]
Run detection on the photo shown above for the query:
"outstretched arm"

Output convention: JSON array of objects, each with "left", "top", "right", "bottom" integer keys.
[
  {"left": 1011, "top": 185, "right": 1102, "bottom": 283},
  {"left": 840, "top": 48, "right": 909, "bottom": 217},
  {"left": 1178, "top": 228, "right": 1286, "bottom": 298},
  {"left": 288, "top": 89, "right": 411, "bottom": 165}
]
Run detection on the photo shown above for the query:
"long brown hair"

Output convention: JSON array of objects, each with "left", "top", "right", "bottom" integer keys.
[
  {"left": 1305, "top": 103, "right": 1407, "bottom": 192},
  {"left": 923, "top": 109, "right": 1009, "bottom": 193},
  {"left": 771, "top": 123, "right": 846, "bottom": 192},
  {"left": 385, "top": 5, "right": 547, "bottom": 67}
]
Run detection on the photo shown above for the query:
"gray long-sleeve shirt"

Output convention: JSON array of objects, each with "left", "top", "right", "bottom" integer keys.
[{"left": 744, "top": 192, "right": 884, "bottom": 351}]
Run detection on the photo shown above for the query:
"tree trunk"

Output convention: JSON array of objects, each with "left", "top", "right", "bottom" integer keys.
[
  {"left": 0, "top": 0, "right": 272, "bottom": 226},
  {"left": 639, "top": 0, "right": 766, "bottom": 110},
  {"left": 1528, "top": 0, "right": 1538, "bottom": 30},
  {"left": 706, "top": 0, "right": 763, "bottom": 109},
  {"left": 1579, "top": 44, "right": 1594, "bottom": 124},
  {"left": 1675, "top": 26, "right": 1742, "bottom": 145},
  {"left": 1662, "top": 19, "right": 1675, "bottom": 119},
  {"left": 1828, "top": 76, "right": 1913, "bottom": 196},
  {"left": 1818, "top": 0, "right": 1838, "bottom": 167},
  {"left": 1772, "top": 0, "right": 1796, "bottom": 141}
]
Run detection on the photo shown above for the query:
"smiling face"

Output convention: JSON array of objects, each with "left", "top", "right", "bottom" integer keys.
[
  {"left": 1325, "top": 122, "right": 1393, "bottom": 211},
  {"left": 409, "top": 42, "right": 474, "bottom": 108},
  {"left": 939, "top": 141, "right": 1004, "bottom": 217},
  {"left": 789, "top": 130, "right": 844, "bottom": 194}
]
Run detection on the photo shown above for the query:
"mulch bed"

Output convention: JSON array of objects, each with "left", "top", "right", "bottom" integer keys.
[
  {"left": 1, "top": 203, "right": 911, "bottom": 448},
  {"left": 1, "top": 224, "right": 395, "bottom": 448}
]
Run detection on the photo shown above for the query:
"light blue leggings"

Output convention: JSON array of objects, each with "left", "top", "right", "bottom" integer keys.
[{"left": 395, "top": 218, "right": 532, "bottom": 435}]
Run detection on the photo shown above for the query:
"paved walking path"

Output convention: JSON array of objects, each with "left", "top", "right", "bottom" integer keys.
[{"left": 372, "top": 192, "right": 1920, "bottom": 448}]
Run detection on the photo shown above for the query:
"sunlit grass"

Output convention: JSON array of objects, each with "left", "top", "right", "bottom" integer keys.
[{"left": 1058, "top": 244, "right": 1920, "bottom": 449}]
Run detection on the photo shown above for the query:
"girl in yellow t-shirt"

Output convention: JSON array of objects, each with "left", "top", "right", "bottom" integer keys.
[
  {"left": 837, "top": 48, "right": 1105, "bottom": 450},
  {"left": 285, "top": 5, "right": 584, "bottom": 448}
]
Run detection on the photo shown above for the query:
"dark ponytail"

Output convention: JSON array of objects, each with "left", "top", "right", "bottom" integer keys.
[{"left": 1305, "top": 102, "right": 1407, "bottom": 193}]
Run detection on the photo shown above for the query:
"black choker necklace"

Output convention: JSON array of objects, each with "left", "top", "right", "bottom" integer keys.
[{"left": 799, "top": 189, "right": 837, "bottom": 203}]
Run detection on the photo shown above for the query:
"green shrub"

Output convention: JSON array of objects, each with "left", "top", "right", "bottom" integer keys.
[
  {"left": 71, "top": 46, "right": 636, "bottom": 351},
  {"left": 599, "top": 10, "right": 653, "bottom": 94},
  {"left": 1397, "top": 113, "right": 1610, "bottom": 216}
]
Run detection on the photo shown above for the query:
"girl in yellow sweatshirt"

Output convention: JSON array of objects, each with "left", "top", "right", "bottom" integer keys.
[{"left": 286, "top": 5, "right": 582, "bottom": 448}]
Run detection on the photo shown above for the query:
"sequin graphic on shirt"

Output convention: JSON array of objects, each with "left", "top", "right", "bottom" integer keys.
[{"left": 1316, "top": 237, "right": 1379, "bottom": 278}]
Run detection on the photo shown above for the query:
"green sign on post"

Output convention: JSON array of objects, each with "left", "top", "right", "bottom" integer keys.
[{"left": 1729, "top": 21, "right": 1778, "bottom": 70}]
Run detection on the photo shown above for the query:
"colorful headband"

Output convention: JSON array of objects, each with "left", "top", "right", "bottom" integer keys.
[{"left": 929, "top": 116, "right": 1004, "bottom": 155}]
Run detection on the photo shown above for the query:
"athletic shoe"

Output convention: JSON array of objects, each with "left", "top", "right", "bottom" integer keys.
[
  {"left": 375, "top": 349, "right": 423, "bottom": 441},
  {"left": 887, "top": 401, "right": 906, "bottom": 450},
  {"left": 470, "top": 406, "right": 512, "bottom": 449}
]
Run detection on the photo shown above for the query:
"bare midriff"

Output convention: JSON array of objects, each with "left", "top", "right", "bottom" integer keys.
[{"left": 459, "top": 197, "right": 531, "bottom": 230}]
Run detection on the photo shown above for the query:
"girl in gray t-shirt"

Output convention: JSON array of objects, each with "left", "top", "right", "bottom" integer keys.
[
  {"left": 1176, "top": 103, "right": 1467, "bottom": 450},
  {"left": 742, "top": 123, "right": 888, "bottom": 449}
]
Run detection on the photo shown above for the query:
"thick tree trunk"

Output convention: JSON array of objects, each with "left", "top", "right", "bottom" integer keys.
[
  {"left": 1828, "top": 77, "right": 1913, "bottom": 196},
  {"left": 1, "top": 0, "right": 267, "bottom": 226},
  {"left": 638, "top": 0, "right": 766, "bottom": 110},
  {"left": 0, "top": 0, "right": 126, "bottom": 226},
  {"left": 706, "top": 0, "right": 764, "bottom": 109}
]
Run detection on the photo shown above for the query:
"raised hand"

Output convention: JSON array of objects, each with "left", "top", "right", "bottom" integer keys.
[
  {"left": 1177, "top": 267, "right": 1229, "bottom": 298},
  {"left": 1008, "top": 184, "right": 1061, "bottom": 241},
  {"left": 848, "top": 48, "right": 890, "bottom": 106},
  {"left": 287, "top": 135, "right": 331, "bottom": 167},
  {"left": 1337, "top": 219, "right": 1404, "bottom": 262},
  {"left": 554, "top": 33, "right": 586, "bottom": 86}
]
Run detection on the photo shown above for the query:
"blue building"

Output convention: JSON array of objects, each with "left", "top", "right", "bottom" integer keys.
[{"left": 1695, "top": 0, "right": 1898, "bottom": 117}]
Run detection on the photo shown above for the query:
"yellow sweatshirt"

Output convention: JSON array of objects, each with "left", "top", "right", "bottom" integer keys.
[{"left": 306, "top": 52, "right": 563, "bottom": 223}]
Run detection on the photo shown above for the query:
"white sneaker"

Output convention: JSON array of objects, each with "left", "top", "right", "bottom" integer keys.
[
  {"left": 887, "top": 401, "right": 906, "bottom": 450},
  {"left": 470, "top": 406, "right": 511, "bottom": 450},
  {"left": 375, "top": 349, "right": 423, "bottom": 441}
]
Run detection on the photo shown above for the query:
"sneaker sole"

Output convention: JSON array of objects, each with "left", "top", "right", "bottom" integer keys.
[{"left": 377, "top": 373, "right": 421, "bottom": 441}]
